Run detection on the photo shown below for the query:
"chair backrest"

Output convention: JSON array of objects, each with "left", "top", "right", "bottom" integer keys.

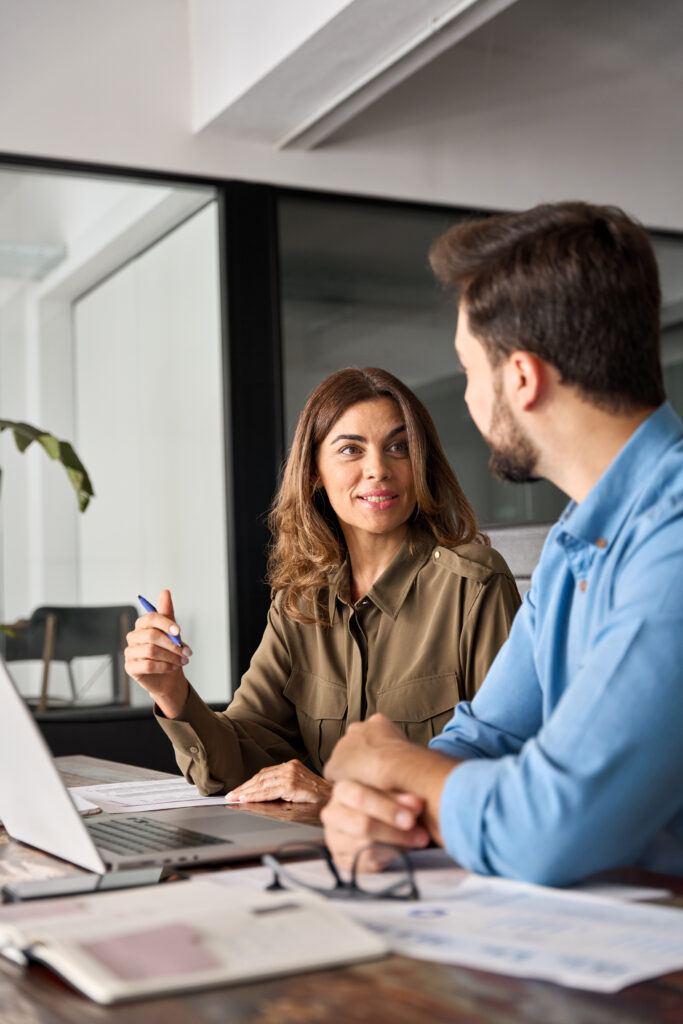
[
  {"left": 484, "top": 522, "right": 553, "bottom": 598},
  {"left": 1, "top": 605, "right": 138, "bottom": 710},
  {"left": 1, "top": 606, "right": 137, "bottom": 663},
  {"left": 28, "top": 606, "right": 137, "bottom": 661}
]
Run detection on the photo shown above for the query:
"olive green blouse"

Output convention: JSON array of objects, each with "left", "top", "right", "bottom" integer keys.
[{"left": 156, "top": 533, "right": 521, "bottom": 795}]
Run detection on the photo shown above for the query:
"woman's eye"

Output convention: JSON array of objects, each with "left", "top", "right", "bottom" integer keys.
[
  {"left": 388, "top": 441, "right": 409, "bottom": 454},
  {"left": 339, "top": 444, "right": 361, "bottom": 455}
]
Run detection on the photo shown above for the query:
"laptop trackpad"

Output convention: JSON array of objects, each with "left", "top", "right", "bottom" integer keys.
[{"left": 149, "top": 806, "right": 307, "bottom": 840}]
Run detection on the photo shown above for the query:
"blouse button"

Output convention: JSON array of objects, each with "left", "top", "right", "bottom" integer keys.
[
  {"left": 595, "top": 537, "right": 607, "bottom": 548},
  {"left": 579, "top": 580, "right": 587, "bottom": 593},
  {"left": 434, "top": 551, "right": 440, "bottom": 559},
  {"left": 189, "top": 745, "right": 199, "bottom": 754}
]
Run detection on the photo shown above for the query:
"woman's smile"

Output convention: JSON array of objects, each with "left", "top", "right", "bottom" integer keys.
[
  {"left": 357, "top": 490, "right": 400, "bottom": 509},
  {"left": 315, "top": 396, "right": 417, "bottom": 546}
]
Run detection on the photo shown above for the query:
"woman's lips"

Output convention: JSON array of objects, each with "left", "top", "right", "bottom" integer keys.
[{"left": 357, "top": 492, "right": 399, "bottom": 510}]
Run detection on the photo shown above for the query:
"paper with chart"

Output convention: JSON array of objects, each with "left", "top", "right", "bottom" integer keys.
[
  {"left": 350, "top": 876, "right": 683, "bottom": 992},
  {"left": 204, "top": 849, "right": 683, "bottom": 992},
  {"left": 68, "top": 778, "right": 229, "bottom": 813}
]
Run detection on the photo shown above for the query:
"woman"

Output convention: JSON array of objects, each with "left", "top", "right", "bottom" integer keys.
[{"left": 125, "top": 368, "right": 520, "bottom": 803}]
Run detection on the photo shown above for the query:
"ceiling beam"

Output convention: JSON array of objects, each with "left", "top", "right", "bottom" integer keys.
[{"left": 192, "top": 0, "right": 522, "bottom": 149}]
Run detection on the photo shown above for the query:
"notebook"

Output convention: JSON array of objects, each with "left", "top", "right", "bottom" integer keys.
[
  {"left": 0, "top": 657, "right": 323, "bottom": 873},
  {"left": 0, "top": 878, "right": 387, "bottom": 1003}
]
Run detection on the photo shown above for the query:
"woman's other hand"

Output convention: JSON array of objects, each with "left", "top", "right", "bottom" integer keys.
[
  {"left": 124, "top": 589, "right": 191, "bottom": 718},
  {"left": 225, "top": 760, "right": 332, "bottom": 804}
]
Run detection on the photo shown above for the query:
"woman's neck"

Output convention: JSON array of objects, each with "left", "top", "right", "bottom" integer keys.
[{"left": 345, "top": 527, "right": 408, "bottom": 604}]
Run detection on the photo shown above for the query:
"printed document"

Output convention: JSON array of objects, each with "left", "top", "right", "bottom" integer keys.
[
  {"left": 68, "top": 778, "right": 228, "bottom": 813},
  {"left": 206, "top": 850, "right": 683, "bottom": 992}
]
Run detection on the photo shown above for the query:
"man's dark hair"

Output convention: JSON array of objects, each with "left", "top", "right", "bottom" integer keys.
[{"left": 429, "top": 201, "right": 665, "bottom": 412}]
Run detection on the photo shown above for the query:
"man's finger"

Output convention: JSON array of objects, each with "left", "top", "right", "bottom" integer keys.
[
  {"left": 393, "top": 791, "right": 425, "bottom": 816},
  {"left": 321, "top": 795, "right": 429, "bottom": 849},
  {"left": 333, "top": 780, "right": 422, "bottom": 831}
]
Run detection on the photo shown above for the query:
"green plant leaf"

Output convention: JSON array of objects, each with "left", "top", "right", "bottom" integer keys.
[{"left": 0, "top": 419, "right": 94, "bottom": 512}]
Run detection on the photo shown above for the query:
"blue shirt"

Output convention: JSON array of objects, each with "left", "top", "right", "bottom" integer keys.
[{"left": 430, "top": 402, "right": 683, "bottom": 886}]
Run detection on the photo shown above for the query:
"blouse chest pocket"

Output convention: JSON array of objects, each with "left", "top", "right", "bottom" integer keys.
[
  {"left": 375, "top": 672, "right": 461, "bottom": 746},
  {"left": 283, "top": 669, "right": 347, "bottom": 772}
]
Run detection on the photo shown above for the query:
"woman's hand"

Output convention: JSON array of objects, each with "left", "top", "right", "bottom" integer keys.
[
  {"left": 124, "top": 589, "right": 192, "bottom": 718},
  {"left": 225, "top": 760, "right": 332, "bottom": 805}
]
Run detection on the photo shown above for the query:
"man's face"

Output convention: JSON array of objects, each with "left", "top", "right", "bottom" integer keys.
[{"left": 455, "top": 304, "right": 540, "bottom": 484}]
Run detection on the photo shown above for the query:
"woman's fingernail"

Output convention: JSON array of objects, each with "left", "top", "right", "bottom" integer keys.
[
  {"left": 415, "top": 828, "right": 430, "bottom": 846},
  {"left": 169, "top": 624, "right": 180, "bottom": 636},
  {"left": 225, "top": 792, "right": 235, "bottom": 801},
  {"left": 181, "top": 657, "right": 189, "bottom": 666},
  {"left": 182, "top": 646, "right": 192, "bottom": 657},
  {"left": 396, "top": 810, "right": 414, "bottom": 829}
]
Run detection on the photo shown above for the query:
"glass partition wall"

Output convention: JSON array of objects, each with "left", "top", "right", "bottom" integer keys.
[
  {"left": 0, "top": 166, "right": 229, "bottom": 709},
  {"left": 279, "top": 194, "right": 683, "bottom": 527},
  {"left": 2, "top": 165, "right": 683, "bottom": 725}
]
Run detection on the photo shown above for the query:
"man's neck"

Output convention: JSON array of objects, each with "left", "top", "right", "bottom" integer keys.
[{"left": 536, "top": 398, "right": 657, "bottom": 504}]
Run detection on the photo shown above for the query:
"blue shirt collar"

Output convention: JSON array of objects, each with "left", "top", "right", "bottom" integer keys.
[{"left": 559, "top": 403, "right": 683, "bottom": 550}]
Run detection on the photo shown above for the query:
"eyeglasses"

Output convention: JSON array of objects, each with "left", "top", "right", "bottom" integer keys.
[{"left": 261, "top": 841, "right": 419, "bottom": 901}]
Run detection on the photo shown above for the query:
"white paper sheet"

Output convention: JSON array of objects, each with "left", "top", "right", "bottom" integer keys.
[
  {"left": 203, "top": 850, "right": 682, "bottom": 992},
  {"left": 349, "top": 878, "right": 683, "bottom": 992},
  {"left": 68, "top": 779, "right": 228, "bottom": 813},
  {"left": 69, "top": 792, "right": 101, "bottom": 815}
]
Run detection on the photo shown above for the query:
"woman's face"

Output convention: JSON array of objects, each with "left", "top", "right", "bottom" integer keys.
[{"left": 315, "top": 397, "right": 417, "bottom": 548}]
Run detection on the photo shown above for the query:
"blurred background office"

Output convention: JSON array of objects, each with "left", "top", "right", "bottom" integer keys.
[{"left": 0, "top": 0, "right": 681, "bottom": 763}]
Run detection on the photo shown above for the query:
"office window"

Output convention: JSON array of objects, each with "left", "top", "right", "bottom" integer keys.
[
  {"left": 279, "top": 196, "right": 566, "bottom": 526},
  {"left": 0, "top": 167, "right": 228, "bottom": 707},
  {"left": 655, "top": 234, "right": 683, "bottom": 418},
  {"left": 73, "top": 203, "right": 228, "bottom": 706},
  {"left": 279, "top": 196, "right": 683, "bottom": 526}
]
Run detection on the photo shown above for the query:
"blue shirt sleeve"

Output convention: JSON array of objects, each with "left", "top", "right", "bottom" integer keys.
[{"left": 434, "top": 513, "right": 683, "bottom": 886}]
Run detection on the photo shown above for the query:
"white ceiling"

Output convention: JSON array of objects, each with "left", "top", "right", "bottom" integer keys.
[
  {"left": 0, "top": 0, "right": 681, "bottom": 228},
  {"left": 0, "top": 0, "right": 682, "bottom": 285}
]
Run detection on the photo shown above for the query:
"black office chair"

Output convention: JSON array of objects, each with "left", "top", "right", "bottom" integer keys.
[{"left": 1, "top": 605, "right": 137, "bottom": 712}]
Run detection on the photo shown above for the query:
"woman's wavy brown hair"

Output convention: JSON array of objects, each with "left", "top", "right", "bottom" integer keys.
[{"left": 268, "top": 367, "right": 486, "bottom": 625}]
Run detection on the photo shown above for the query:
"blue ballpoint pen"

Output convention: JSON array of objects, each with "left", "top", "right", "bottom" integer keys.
[{"left": 137, "top": 595, "right": 182, "bottom": 647}]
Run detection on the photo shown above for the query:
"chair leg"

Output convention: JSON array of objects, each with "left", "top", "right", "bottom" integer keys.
[
  {"left": 38, "top": 613, "right": 57, "bottom": 714},
  {"left": 66, "top": 662, "right": 78, "bottom": 702},
  {"left": 119, "top": 612, "right": 131, "bottom": 705}
]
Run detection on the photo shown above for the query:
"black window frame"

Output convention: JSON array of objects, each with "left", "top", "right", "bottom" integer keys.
[{"left": 2, "top": 152, "right": 682, "bottom": 692}]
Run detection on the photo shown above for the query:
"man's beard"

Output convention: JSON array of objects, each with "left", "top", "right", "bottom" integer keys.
[{"left": 484, "top": 381, "right": 541, "bottom": 484}]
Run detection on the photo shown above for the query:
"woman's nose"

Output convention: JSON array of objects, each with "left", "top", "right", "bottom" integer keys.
[{"left": 362, "top": 452, "right": 389, "bottom": 479}]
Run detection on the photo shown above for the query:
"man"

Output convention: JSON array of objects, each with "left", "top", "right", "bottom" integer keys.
[{"left": 321, "top": 201, "right": 683, "bottom": 886}]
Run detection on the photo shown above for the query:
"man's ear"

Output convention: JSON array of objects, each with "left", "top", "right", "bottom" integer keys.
[{"left": 505, "top": 351, "right": 546, "bottom": 411}]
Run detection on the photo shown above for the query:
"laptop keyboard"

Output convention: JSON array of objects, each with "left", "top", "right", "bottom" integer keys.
[{"left": 86, "top": 816, "right": 229, "bottom": 856}]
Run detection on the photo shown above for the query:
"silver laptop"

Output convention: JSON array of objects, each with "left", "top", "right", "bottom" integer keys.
[{"left": 0, "top": 658, "right": 323, "bottom": 874}]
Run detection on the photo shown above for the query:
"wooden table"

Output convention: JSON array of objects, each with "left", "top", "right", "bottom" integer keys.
[{"left": 1, "top": 756, "right": 682, "bottom": 1023}]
